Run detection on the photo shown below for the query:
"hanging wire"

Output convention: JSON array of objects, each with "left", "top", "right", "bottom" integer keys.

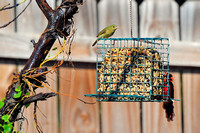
[{"left": 130, "top": 0, "right": 133, "bottom": 37}]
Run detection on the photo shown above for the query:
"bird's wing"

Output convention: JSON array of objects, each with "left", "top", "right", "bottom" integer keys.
[{"left": 97, "top": 28, "right": 107, "bottom": 37}]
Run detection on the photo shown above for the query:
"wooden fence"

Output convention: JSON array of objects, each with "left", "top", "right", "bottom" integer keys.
[{"left": 0, "top": 0, "right": 200, "bottom": 133}]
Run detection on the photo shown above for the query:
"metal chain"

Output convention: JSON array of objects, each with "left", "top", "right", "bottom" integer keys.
[{"left": 130, "top": 0, "right": 133, "bottom": 37}]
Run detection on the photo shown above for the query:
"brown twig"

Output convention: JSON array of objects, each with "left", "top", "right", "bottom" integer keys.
[{"left": 22, "top": 92, "right": 57, "bottom": 105}]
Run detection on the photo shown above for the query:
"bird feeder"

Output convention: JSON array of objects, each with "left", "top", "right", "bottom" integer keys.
[{"left": 85, "top": 38, "right": 171, "bottom": 102}]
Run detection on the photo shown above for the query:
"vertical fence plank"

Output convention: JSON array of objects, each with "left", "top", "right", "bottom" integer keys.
[
  {"left": 142, "top": 69, "right": 182, "bottom": 133},
  {"left": 98, "top": 1, "right": 141, "bottom": 132},
  {"left": 98, "top": 0, "right": 137, "bottom": 37},
  {"left": 140, "top": 0, "right": 179, "bottom": 40},
  {"left": 0, "top": 0, "right": 15, "bottom": 32},
  {"left": 140, "top": 0, "right": 181, "bottom": 132},
  {"left": 102, "top": 102, "right": 141, "bottom": 133},
  {"left": 181, "top": 1, "right": 200, "bottom": 42},
  {"left": 73, "top": 0, "right": 97, "bottom": 37},
  {"left": 72, "top": 0, "right": 97, "bottom": 58},
  {"left": 183, "top": 68, "right": 200, "bottom": 133},
  {"left": 56, "top": 0, "right": 97, "bottom": 60},
  {"left": 18, "top": 65, "right": 58, "bottom": 133},
  {"left": 16, "top": 0, "right": 55, "bottom": 34},
  {"left": 59, "top": 67, "right": 99, "bottom": 133},
  {"left": 56, "top": 0, "right": 97, "bottom": 37},
  {"left": 36, "top": 71, "right": 58, "bottom": 133},
  {"left": 0, "top": 62, "right": 16, "bottom": 99},
  {"left": 0, "top": 62, "right": 17, "bottom": 130}
]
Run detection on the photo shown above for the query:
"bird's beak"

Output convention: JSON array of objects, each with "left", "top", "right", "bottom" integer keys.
[{"left": 116, "top": 26, "right": 118, "bottom": 29}]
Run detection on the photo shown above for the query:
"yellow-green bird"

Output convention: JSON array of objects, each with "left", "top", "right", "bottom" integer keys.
[{"left": 92, "top": 24, "right": 118, "bottom": 46}]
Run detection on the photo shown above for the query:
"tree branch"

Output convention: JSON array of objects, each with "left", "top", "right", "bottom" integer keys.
[
  {"left": 0, "top": 0, "right": 81, "bottom": 123},
  {"left": 23, "top": 0, "right": 79, "bottom": 70},
  {"left": 35, "top": 0, "right": 53, "bottom": 21},
  {"left": 23, "top": 92, "right": 57, "bottom": 105}
]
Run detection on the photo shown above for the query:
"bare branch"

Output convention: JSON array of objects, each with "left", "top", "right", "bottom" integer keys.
[
  {"left": 36, "top": 0, "right": 53, "bottom": 21},
  {"left": 0, "top": 0, "right": 80, "bottom": 123},
  {"left": 23, "top": 92, "right": 57, "bottom": 105}
]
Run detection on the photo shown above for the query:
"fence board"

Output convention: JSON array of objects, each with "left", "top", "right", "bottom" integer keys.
[
  {"left": 16, "top": 0, "right": 55, "bottom": 34},
  {"left": 0, "top": 63, "right": 16, "bottom": 99},
  {"left": 98, "top": 1, "right": 141, "bottom": 132},
  {"left": 102, "top": 102, "right": 141, "bottom": 133},
  {"left": 59, "top": 67, "right": 99, "bottom": 133},
  {"left": 56, "top": 0, "right": 97, "bottom": 61},
  {"left": 170, "top": 41, "right": 200, "bottom": 67},
  {"left": 183, "top": 68, "right": 200, "bottom": 133},
  {"left": 142, "top": 70, "right": 182, "bottom": 133},
  {"left": 139, "top": 0, "right": 182, "bottom": 132},
  {"left": 18, "top": 65, "right": 58, "bottom": 133},
  {"left": 36, "top": 71, "right": 58, "bottom": 133},
  {"left": 98, "top": 0, "right": 137, "bottom": 37},
  {"left": 181, "top": 1, "right": 200, "bottom": 42},
  {"left": 0, "top": 33, "right": 33, "bottom": 59},
  {"left": 0, "top": 62, "right": 17, "bottom": 130},
  {"left": 0, "top": 0, "right": 14, "bottom": 32},
  {"left": 70, "top": 0, "right": 97, "bottom": 60},
  {"left": 73, "top": 0, "right": 97, "bottom": 37},
  {"left": 140, "top": 0, "right": 179, "bottom": 40}
]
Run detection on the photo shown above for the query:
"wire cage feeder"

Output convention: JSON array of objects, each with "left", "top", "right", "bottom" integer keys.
[{"left": 85, "top": 38, "right": 171, "bottom": 102}]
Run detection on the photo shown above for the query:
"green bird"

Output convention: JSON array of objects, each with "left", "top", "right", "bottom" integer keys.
[{"left": 92, "top": 24, "right": 118, "bottom": 46}]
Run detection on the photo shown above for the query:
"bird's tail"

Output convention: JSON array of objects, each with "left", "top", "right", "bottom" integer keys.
[
  {"left": 163, "top": 100, "right": 175, "bottom": 121},
  {"left": 92, "top": 40, "right": 97, "bottom": 46}
]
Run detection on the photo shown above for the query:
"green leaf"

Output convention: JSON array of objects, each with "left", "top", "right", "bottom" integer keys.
[
  {"left": 0, "top": 98, "right": 5, "bottom": 101},
  {"left": 1, "top": 115, "right": 10, "bottom": 122},
  {"left": 14, "top": 91, "right": 22, "bottom": 98},
  {"left": 14, "top": 86, "right": 22, "bottom": 98},
  {"left": 52, "top": 47, "right": 57, "bottom": 50},
  {"left": 15, "top": 86, "right": 21, "bottom": 92},
  {"left": 0, "top": 98, "right": 5, "bottom": 109},
  {"left": 0, "top": 102, "right": 4, "bottom": 109},
  {"left": 26, "top": 92, "right": 30, "bottom": 96},
  {"left": 3, "top": 123, "right": 13, "bottom": 132},
  {"left": 25, "top": 103, "right": 30, "bottom": 108}
]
